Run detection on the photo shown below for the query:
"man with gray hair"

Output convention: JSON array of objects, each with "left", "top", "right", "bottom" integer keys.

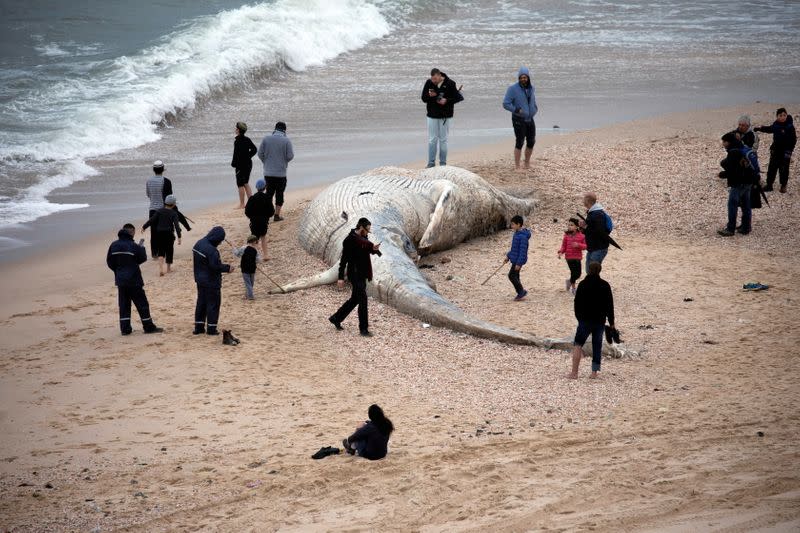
[{"left": 727, "top": 115, "right": 759, "bottom": 151}]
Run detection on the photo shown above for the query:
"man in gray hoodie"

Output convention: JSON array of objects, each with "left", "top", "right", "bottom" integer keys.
[
  {"left": 502, "top": 67, "right": 538, "bottom": 171},
  {"left": 257, "top": 121, "right": 294, "bottom": 222}
]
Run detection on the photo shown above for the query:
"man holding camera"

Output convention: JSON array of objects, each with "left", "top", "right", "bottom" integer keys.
[{"left": 421, "top": 68, "right": 463, "bottom": 168}]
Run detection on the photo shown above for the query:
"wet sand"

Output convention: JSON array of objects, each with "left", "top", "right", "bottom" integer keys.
[{"left": 1, "top": 103, "right": 799, "bottom": 531}]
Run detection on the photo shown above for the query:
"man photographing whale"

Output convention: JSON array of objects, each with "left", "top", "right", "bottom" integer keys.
[{"left": 329, "top": 217, "right": 382, "bottom": 337}]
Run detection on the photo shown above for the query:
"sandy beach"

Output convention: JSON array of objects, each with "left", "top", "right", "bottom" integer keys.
[{"left": 1, "top": 103, "right": 799, "bottom": 531}]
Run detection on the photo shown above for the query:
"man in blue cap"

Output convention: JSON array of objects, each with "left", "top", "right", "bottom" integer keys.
[{"left": 503, "top": 67, "right": 538, "bottom": 171}]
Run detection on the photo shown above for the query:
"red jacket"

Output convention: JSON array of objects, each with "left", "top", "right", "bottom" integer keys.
[{"left": 559, "top": 231, "right": 586, "bottom": 260}]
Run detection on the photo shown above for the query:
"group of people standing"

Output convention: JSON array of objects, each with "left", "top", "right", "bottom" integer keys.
[{"left": 718, "top": 108, "right": 795, "bottom": 237}]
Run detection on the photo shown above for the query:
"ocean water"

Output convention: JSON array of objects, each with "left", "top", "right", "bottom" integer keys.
[{"left": 0, "top": 0, "right": 798, "bottom": 258}]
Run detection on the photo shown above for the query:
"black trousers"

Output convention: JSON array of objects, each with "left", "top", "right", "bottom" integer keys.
[
  {"left": 148, "top": 209, "right": 157, "bottom": 257},
  {"left": 567, "top": 259, "right": 582, "bottom": 284},
  {"left": 331, "top": 276, "right": 368, "bottom": 332},
  {"left": 508, "top": 265, "right": 524, "bottom": 295},
  {"left": 265, "top": 176, "right": 287, "bottom": 207},
  {"left": 118, "top": 286, "right": 154, "bottom": 333},
  {"left": 195, "top": 286, "right": 221, "bottom": 331},
  {"left": 512, "top": 118, "right": 536, "bottom": 150},
  {"left": 153, "top": 231, "right": 175, "bottom": 263},
  {"left": 766, "top": 151, "right": 791, "bottom": 188}
]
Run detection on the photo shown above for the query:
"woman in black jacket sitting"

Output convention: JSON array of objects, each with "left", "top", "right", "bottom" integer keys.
[{"left": 342, "top": 404, "right": 394, "bottom": 460}]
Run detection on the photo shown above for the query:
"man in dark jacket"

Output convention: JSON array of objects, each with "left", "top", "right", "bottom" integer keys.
[
  {"left": 329, "top": 218, "right": 382, "bottom": 336},
  {"left": 567, "top": 261, "right": 614, "bottom": 379},
  {"left": 232, "top": 121, "right": 258, "bottom": 208},
  {"left": 421, "top": 68, "right": 463, "bottom": 168},
  {"left": 192, "top": 226, "right": 234, "bottom": 335},
  {"left": 244, "top": 179, "right": 275, "bottom": 259},
  {"left": 754, "top": 108, "right": 796, "bottom": 193},
  {"left": 106, "top": 224, "right": 163, "bottom": 335},
  {"left": 579, "top": 192, "right": 611, "bottom": 273},
  {"left": 717, "top": 133, "right": 755, "bottom": 236}
]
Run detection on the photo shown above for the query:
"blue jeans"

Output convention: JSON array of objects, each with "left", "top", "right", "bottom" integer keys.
[
  {"left": 242, "top": 272, "right": 255, "bottom": 299},
  {"left": 574, "top": 320, "right": 605, "bottom": 372},
  {"left": 427, "top": 117, "right": 450, "bottom": 167},
  {"left": 585, "top": 248, "right": 608, "bottom": 274},
  {"left": 727, "top": 184, "right": 752, "bottom": 233}
]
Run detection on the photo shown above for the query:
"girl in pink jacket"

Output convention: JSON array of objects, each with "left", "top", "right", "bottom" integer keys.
[{"left": 557, "top": 218, "right": 587, "bottom": 295}]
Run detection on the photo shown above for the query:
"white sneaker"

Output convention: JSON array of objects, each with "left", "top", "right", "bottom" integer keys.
[{"left": 565, "top": 279, "right": 571, "bottom": 292}]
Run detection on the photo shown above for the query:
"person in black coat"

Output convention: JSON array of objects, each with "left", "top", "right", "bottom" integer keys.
[
  {"left": 192, "top": 226, "right": 234, "bottom": 335},
  {"left": 142, "top": 194, "right": 182, "bottom": 276},
  {"left": 244, "top": 179, "right": 275, "bottom": 259},
  {"left": 328, "top": 217, "right": 382, "bottom": 336},
  {"left": 754, "top": 108, "right": 796, "bottom": 193},
  {"left": 106, "top": 224, "right": 163, "bottom": 335},
  {"left": 717, "top": 133, "right": 755, "bottom": 236},
  {"left": 342, "top": 404, "right": 394, "bottom": 460},
  {"left": 421, "top": 68, "right": 463, "bottom": 168},
  {"left": 567, "top": 261, "right": 614, "bottom": 379},
  {"left": 232, "top": 121, "right": 258, "bottom": 208}
]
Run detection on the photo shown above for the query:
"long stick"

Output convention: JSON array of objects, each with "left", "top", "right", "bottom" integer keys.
[
  {"left": 481, "top": 262, "right": 506, "bottom": 286},
  {"left": 224, "top": 239, "right": 286, "bottom": 294}
]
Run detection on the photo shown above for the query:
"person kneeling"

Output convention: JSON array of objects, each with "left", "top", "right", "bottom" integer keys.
[{"left": 342, "top": 404, "right": 394, "bottom": 460}]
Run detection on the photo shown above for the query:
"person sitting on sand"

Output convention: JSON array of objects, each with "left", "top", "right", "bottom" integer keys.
[
  {"left": 244, "top": 179, "right": 275, "bottom": 259},
  {"left": 558, "top": 218, "right": 587, "bottom": 295},
  {"left": 142, "top": 194, "right": 182, "bottom": 276},
  {"left": 342, "top": 404, "right": 394, "bottom": 460},
  {"left": 106, "top": 224, "right": 163, "bottom": 336},
  {"left": 503, "top": 214, "right": 531, "bottom": 301},
  {"left": 567, "top": 261, "right": 614, "bottom": 379},
  {"left": 192, "top": 226, "right": 234, "bottom": 336}
]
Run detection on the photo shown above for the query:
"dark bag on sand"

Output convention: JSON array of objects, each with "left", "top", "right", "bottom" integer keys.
[{"left": 222, "top": 330, "right": 240, "bottom": 346}]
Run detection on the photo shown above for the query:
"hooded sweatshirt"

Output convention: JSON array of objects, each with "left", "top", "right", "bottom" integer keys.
[
  {"left": 506, "top": 227, "right": 531, "bottom": 266},
  {"left": 106, "top": 229, "right": 147, "bottom": 287},
  {"left": 756, "top": 115, "right": 796, "bottom": 158},
  {"left": 503, "top": 67, "right": 538, "bottom": 123},
  {"left": 192, "top": 226, "right": 231, "bottom": 288}
]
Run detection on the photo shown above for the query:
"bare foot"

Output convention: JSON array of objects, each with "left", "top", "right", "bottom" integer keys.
[
  {"left": 565, "top": 373, "right": 578, "bottom": 380},
  {"left": 589, "top": 372, "right": 600, "bottom": 379},
  {"left": 235, "top": 204, "right": 245, "bottom": 209},
  {"left": 514, "top": 167, "right": 525, "bottom": 173},
  {"left": 159, "top": 271, "right": 165, "bottom": 277}
]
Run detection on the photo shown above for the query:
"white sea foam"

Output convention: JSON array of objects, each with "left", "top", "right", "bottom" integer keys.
[{"left": 0, "top": 160, "right": 94, "bottom": 227}]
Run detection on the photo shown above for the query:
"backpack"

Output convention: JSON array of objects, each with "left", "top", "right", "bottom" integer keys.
[
  {"left": 604, "top": 212, "right": 613, "bottom": 234},
  {"left": 739, "top": 146, "right": 760, "bottom": 183}
]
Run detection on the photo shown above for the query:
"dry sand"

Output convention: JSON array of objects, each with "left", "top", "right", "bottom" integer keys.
[{"left": 1, "top": 103, "right": 799, "bottom": 531}]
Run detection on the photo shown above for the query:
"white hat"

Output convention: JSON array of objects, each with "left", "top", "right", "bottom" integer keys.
[
  {"left": 164, "top": 194, "right": 176, "bottom": 205},
  {"left": 153, "top": 160, "right": 164, "bottom": 168}
]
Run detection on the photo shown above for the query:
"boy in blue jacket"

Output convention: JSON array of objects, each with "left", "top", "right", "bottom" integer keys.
[
  {"left": 503, "top": 215, "right": 531, "bottom": 301},
  {"left": 192, "top": 226, "right": 234, "bottom": 335},
  {"left": 503, "top": 67, "right": 538, "bottom": 171},
  {"left": 106, "top": 224, "right": 163, "bottom": 335}
]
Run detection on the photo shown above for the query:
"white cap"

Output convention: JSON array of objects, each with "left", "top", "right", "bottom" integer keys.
[
  {"left": 164, "top": 194, "right": 177, "bottom": 205},
  {"left": 153, "top": 160, "right": 164, "bottom": 168}
]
